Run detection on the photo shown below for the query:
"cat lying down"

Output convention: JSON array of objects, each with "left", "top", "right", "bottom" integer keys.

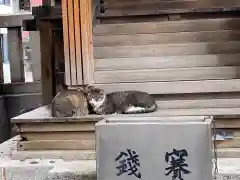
[
  {"left": 51, "top": 85, "right": 158, "bottom": 117},
  {"left": 86, "top": 86, "right": 158, "bottom": 115}
]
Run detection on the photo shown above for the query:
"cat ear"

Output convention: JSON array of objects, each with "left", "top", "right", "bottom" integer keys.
[
  {"left": 76, "top": 85, "right": 95, "bottom": 94},
  {"left": 76, "top": 86, "right": 85, "bottom": 92},
  {"left": 84, "top": 84, "right": 95, "bottom": 93},
  {"left": 100, "top": 89, "right": 105, "bottom": 94}
]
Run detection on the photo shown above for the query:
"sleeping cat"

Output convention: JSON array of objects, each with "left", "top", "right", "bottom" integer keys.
[
  {"left": 85, "top": 86, "right": 158, "bottom": 115},
  {"left": 51, "top": 85, "right": 90, "bottom": 117}
]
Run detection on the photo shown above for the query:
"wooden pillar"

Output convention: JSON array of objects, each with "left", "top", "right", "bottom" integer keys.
[
  {"left": 62, "top": 0, "right": 93, "bottom": 86},
  {"left": 38, "top": 21, "right": 54, "bottom": 105},
  {"left": 7, "top": 27, "right": 25, "bottom": 83},
  {"left": 0, "top": 35, "right": 4, "bottom": 83},
  {"left": 80, "top": 0, "right": 94, "bottom": 85},
  {"left": 28, "top": 31, "right": 41, "bottom": 81}
]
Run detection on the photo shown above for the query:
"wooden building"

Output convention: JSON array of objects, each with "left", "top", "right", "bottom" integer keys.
[{"left": 8, "top": 0, "right": 240, "bottom": 159}]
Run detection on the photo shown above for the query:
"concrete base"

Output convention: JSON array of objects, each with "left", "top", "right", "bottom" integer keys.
[{"left": 0, "top": 137, "right": 240, "bottom": 180}]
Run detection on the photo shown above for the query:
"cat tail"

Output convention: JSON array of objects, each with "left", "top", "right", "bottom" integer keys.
[
  {"left": 50, "top": 92, "right": 62, "bottom": 117},
  {"left": 145, "top": 103, "right": 158, "bottom": 113}
]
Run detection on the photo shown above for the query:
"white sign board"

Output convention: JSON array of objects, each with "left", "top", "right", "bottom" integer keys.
[{"left": 96, "top": 116, "right": 213, "bottom": 180}]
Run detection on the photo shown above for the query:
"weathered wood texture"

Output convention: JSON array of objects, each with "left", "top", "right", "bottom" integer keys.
[
  {"left": 28, "top": 31, "right": 41, "bottom": 81},
  {"left": 18, "top": 139, "right": 95, "bottom": 150},
  {"left": 0, "top": 35, "right": 4, "bottom": 83},
  {"left": 61, "top": 0, "right": 93, "bottom": 86},
  {"left": 17, "top": 122, "right": 95, "bottom": 132},
  {"left": 98, "top": 0, "right": 240, "bottom": 17},
  {"left": 11, "top": 105, "right": 240, "bottom": 151},
  {"left": 8, "top": 28, "right": 25, "bottom": 82},
  {"left": 94, "top": 18, "right": 240, "bottom": 35},
  {"left": 9, "top": 105, "right": 240, "bottom": 124},
  {"left": 21, "top": 132, "right": 95, "bottom": 140},
  {"left": 38, "top": 21, "right": 54, "bottom": 105},
  {"left": 93, "top": 17, "right": 240, "bottom": 94}
]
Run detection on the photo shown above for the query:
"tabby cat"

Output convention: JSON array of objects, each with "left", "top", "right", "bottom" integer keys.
[
  {"left": 85, "top": 86, "right": 158, "bottom": 115},
  {"left": 51, "top": 86, "right": 90, "bottom": 117}
]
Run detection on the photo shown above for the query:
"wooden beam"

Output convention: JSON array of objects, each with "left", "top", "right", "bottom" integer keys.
[
  {"left": 29, "top": 31, "right": 41, "bottom": 81},
  {"left": 38, "top": 21, "right": 54, "bottom": 105},
  {"left": 0, "top": 13, "right": 33, "bottom": 28},
  {"left": 61, "top": 0, "right": 83, "bottom": 85},
  {"left": 0, "top": 35, "right": 4, "bottom": 83},
  {"left": 61, "top": 0, "right": 93, "bottom": 85},
  {"left": 61, "top": 0, "right": 71, "bottom": 85},
  {"left": 74, "top": 0, "right": 84, "bottom": 85},
  {"left": 80, "top": 0, "right": 94, "bottom": 84},
  {"left": 1, "top": 82, "right": 41, "bottom": 94},
  {"left": 98, "top": 0, "right": 240, "bottom": 17},
  {"left": 8, "top": 27, "right": 25, "bottom": 82}
]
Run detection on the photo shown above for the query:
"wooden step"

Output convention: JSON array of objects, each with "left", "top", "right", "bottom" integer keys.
[
  {"left": 94, "top": 66, "right": 240, "bottom": 83},
  {"left": 18, "top": 139, "right": 95, "bottom": 150},
  {"left": 95, "top": 54, "right": 240, "bottom": 71},
  {"left": 217, "top": 138, "right": 240, "bottom": 148},
  {"left": 156, "top": 94, "right": 240, "bottom": 109},
  {"left": 17, "top": 122, "right": 95, "bottom": 132},
  {"left": 98, "top": 0, "right": 240, "bottom": 17},
  {"left": 94, "top": 18, "right": 240, "bottom": 35},
  {"left": 94, "top": 41, "right": 240, "bottom": 59},
  {"left": 94, "top": 79, "right": 240, "bottom": 94},
  {"left": 20, "top": 132, "right": 95, "bottom": 140},
  {"left": 94, "top": 30, "right": 240, "bottom": 47}
]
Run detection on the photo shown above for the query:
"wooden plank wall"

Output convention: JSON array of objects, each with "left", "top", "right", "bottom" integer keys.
[
  {"left": 93, "top": 18, "right": 240, "bottom": 93},
  {"left": 61, "top": 0, "right": 93, "bottom": 86},
  {"left": 92, "top": 0, "right": 240, "bottom": 113}
]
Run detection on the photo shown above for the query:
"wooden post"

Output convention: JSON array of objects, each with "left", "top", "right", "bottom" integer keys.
[
  {"left": 7, "top": 27, "right": 25, "bottom": 83},
  {"left": 0, "top": 35, "right": 4, "bottom": 83},
  {"left": 80, "top": 0, "right": 94, "bottom": 84},
  {"left": 38, "top": 21, "right": 54, "bottom": 105},
  {"left": 61, "top": 0, "right": 93, "bottom": 86},
  {"left": 28, "top": 31, "right": 41, "bottom": 81}
]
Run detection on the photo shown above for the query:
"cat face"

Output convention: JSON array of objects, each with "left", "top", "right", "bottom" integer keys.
[{"left": 87, "top": 88, "right": 106, "bottom": 107}]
